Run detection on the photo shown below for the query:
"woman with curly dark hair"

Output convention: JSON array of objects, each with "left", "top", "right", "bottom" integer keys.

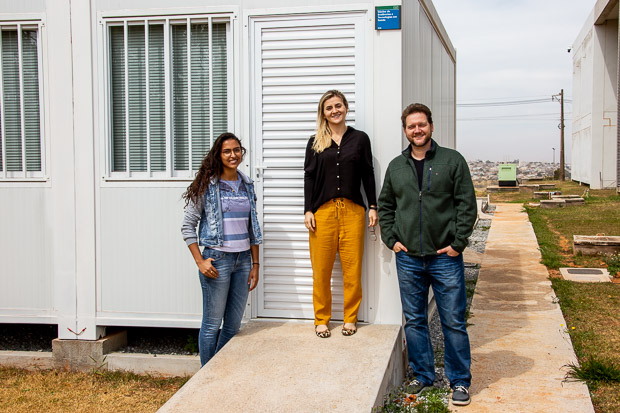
[{"left": 181, "top": 132, "right": 262, "bottom": 366}]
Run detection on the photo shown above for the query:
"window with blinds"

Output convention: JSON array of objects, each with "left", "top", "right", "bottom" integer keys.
[
  {"left": 106, "top": 17, "right": 229, "bottom": 178},
  {"left": 0, "top": 24, "right": 43, "bottom": 179}
]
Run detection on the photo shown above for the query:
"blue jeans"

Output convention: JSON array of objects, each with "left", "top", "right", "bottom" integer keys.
[
  {"left": 395, "top": 251, "right": 471, "bottom": 388},
  {"left": 198, "top": 248, "right": 251, "bottom": 366}
]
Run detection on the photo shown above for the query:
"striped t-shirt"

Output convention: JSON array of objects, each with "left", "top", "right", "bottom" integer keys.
[{"left": 213, "top": 177, "right": 251, "bottom": 253}]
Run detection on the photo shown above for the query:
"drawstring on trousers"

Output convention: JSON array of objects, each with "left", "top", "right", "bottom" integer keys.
[{"left": 333, "top": 198, "right": 346, "bottom": 219}]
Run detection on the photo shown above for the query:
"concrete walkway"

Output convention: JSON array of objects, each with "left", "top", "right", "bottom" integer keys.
[{"left": 456, "top": 203, "right": 594, "bottom": 412}]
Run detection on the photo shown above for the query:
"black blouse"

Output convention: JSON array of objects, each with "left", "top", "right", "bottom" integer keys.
[{"left": 304, "top": 126, "right": 377, "bottom": 213}]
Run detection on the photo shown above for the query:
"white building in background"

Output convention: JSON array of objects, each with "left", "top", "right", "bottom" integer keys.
[
  {"left": 0, "top": 0, "right": 455, "bottom": 341},
  {"left": 572, "top": 0, "right": 619, "bottom": 190}
]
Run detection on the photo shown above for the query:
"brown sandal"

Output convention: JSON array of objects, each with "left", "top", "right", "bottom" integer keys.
[
  {"left": 342, "top": 323, "right": 357, "bottom": 336},
  {"left": 315, "top": 325, "right": 331, "bottom": 338}
]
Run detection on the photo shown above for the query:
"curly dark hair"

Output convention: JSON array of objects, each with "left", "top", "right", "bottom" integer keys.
[{"left": 182, "top": 132, "right": 246, "bottom": 207}]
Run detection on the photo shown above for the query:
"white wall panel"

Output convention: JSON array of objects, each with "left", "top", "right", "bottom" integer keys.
[
  {"left": 402, "top": 1, "right": 455, "bottom": 149},
  {"left": 600, "top": 20, "right": 618, "bottom": 188},
  {"left": 572, "top": 126, "right": 592, "bottom": 183},
  {"left": 431, "top": 34, "right": 442, "bottom": 143},
  {"left": 572, "top": 28, "right": 593, "bottom": 184},
  {"left": 419, "top": 11, "right": 433, "bottom": 108},
  {"left": 0, "top": 189, "right": 53, "bottom": 318},
  {"left": 98, "top": 187, "right": 201, "bottom": 323}
]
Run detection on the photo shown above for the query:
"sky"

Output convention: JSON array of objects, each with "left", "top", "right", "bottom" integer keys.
[{"left": 431, "top": 0, "right": 598, "bottom": 162}]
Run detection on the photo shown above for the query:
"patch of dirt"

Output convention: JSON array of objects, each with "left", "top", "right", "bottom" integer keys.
[
  {"left": 557, "top": 235, "right": 572, "bottom": 254},
  {"left": 543, "top": 217, "right": 572, "bottom": 254},
  {"left": 542, "top": 216, "right": 609, "bottom": 277}
]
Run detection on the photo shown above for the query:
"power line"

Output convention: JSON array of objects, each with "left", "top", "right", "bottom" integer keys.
[
  {"left": 458, "top": 95, "right": 551, "bottom": 101},
  {"left": 457, "top": 118, "right": 569, "bottom": 121},
  {"left": 457, "top": 112, "right": 572, "bottom": 121},
  {"left": 457, "top": 98, "right": 572, "bottom": 107}
]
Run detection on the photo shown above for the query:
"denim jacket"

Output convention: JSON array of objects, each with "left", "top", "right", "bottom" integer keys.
[{"left": 181, "top": 170, "right": 263, "bottom": 248}]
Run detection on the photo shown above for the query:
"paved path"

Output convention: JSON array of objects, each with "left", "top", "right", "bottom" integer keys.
[{"left": 454, "top": 203, "right": 594, "bottom": 412}]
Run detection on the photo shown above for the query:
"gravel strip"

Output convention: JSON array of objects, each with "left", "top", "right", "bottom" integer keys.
[
  {"left": 113, "top": 327, "right": 198, "bottom": 356},
  {"left": 0, "top": 324, "right": 56, "bottom": 352},
  {"left": 0, "top": 324, "right": 199, "bottom": 355}
]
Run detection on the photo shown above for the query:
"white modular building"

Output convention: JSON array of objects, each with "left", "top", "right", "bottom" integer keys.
[
  {"left": 0, "top": 0, "right": 455, "bottom": 341},
  {"left": 572, "top": 0, "right": 619, "bottom": 190}
]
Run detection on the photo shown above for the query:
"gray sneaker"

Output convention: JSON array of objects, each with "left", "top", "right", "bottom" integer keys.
[
  {"left": 451, "top": 385, "right": 470, "bottom": 406},
  {"left": 405, "top": 379, "right": 432, "bottom": 396}
]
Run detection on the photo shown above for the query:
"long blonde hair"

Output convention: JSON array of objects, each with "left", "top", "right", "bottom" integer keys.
[{"left": 312, "top": 90, "right": 349, "bottom": 153}]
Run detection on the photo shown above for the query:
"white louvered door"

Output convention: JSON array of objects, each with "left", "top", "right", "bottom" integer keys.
[{"left": 251, "top": 13, "right": 367, "bottom": 320}]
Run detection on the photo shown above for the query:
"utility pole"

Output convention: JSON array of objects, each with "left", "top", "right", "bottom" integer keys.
[{"left": 552, "top": 90, "right": 565, "bottom": 180}]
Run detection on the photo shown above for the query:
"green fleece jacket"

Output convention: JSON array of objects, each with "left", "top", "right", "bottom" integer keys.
[{"left": 378, "top": 139, "right": 477, "bottom": 256}]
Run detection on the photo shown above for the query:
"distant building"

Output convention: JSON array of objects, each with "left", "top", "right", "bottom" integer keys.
[{"left": 572, "top": 0, "right": 619, "bottom": 190}]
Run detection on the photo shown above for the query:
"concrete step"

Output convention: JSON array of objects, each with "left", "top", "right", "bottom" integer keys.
[
  {"left": 106, "top": 353, "right": 200, "bottom": 377},
  {"left": 487, "top": 186, "right": 519, "bottom": 192},
  {"left": 0, "top": 350, "right": 54, "bottom": 370},
  {"left": 158, "top": 320, "right": 405, "bottom": 413},
  {"left": 0, "top": 347, "right": 200, "bottom": 378},
  {"left": 540, "top": 199, "right": 566, "bottom": 208},
  {"left": 533, "top": 191, "right": 552, "bottom": 199},
  {"left": 573, "top": 235, "right": 620, "bottom": 255}
]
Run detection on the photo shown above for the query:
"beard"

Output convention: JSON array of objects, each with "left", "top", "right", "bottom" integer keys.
[{"left": 409, "top": 134, "right": 431, "bottom": 148}]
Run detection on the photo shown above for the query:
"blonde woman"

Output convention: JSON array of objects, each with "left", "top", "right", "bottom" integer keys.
[{"left": 304, "top": 90, "right": 377, "bottom": 338}]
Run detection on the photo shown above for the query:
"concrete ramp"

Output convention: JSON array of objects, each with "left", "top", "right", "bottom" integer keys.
[{"left": 158, "top": 321, "right": 405, "bottom": 413}]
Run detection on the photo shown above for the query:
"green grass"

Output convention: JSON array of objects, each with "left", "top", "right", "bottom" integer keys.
[
  {"left": 565, "top": 359, "right": 620, "bottom": 388},
  {"left": 550, "top": 279, "right": 620, "bottom": 412},
  {"left": 524, "top": 206, "right": 564, "bottom": 268},
  {"left": 525, "top": 189, "right": 620, "bottom": 272},
  {"left": 551, "top": 280, "right": 619, "bottom": 358},
  {"left": 523, "top": 187, "right": 620, "bottom": 413}
]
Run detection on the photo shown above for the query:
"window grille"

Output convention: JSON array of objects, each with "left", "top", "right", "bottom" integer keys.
[
  {"left": 106, "top": 16, "right": 229, "bottom": 178},
  {"left": 0, "top": 24, "right": 43, "bottom": 179}
]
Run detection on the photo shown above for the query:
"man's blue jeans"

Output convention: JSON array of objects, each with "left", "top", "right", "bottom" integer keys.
[
  {"left": 395, "top": 251, "right": 471, "bottom": 388},
  {"left": 198, "top": 248, "right": 251, "bottom": 366}
]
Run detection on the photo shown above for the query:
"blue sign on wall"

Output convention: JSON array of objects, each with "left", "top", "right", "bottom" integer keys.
[{"left": 376, "top": 6, "right": 401, "bottom": 30}]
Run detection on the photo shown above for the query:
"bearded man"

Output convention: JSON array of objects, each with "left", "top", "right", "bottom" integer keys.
[{"left": 378, "top": 103, "right": 477, "bottom": 406}]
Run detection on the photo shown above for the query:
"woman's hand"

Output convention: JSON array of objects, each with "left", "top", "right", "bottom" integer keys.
[
  {"left": 368, "top": 209, "right": 378, "bottom": 227},
  {"left": 248, "top": 264, "right": 259, "bottom": 291},
  {"left": 198, "top": 257, "right": 219, "bottom": 279},
  {"left": 188, "top": 243, "right": 219, "bottom": 278},
  {"left": 304, "top": 211, "right": 316, "bottom": 232}
]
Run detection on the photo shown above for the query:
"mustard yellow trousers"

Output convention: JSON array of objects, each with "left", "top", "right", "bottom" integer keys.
[{"left": 309, "top": 198, "right": 365, "bottom": 325}]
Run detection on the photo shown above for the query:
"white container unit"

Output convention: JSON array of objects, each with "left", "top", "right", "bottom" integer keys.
[
  {"left": 571, "top": 0, "right": 619, "bottom": 189},
  {"left": 0, "top": 0, "right": 455, "bottom": 340}
]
